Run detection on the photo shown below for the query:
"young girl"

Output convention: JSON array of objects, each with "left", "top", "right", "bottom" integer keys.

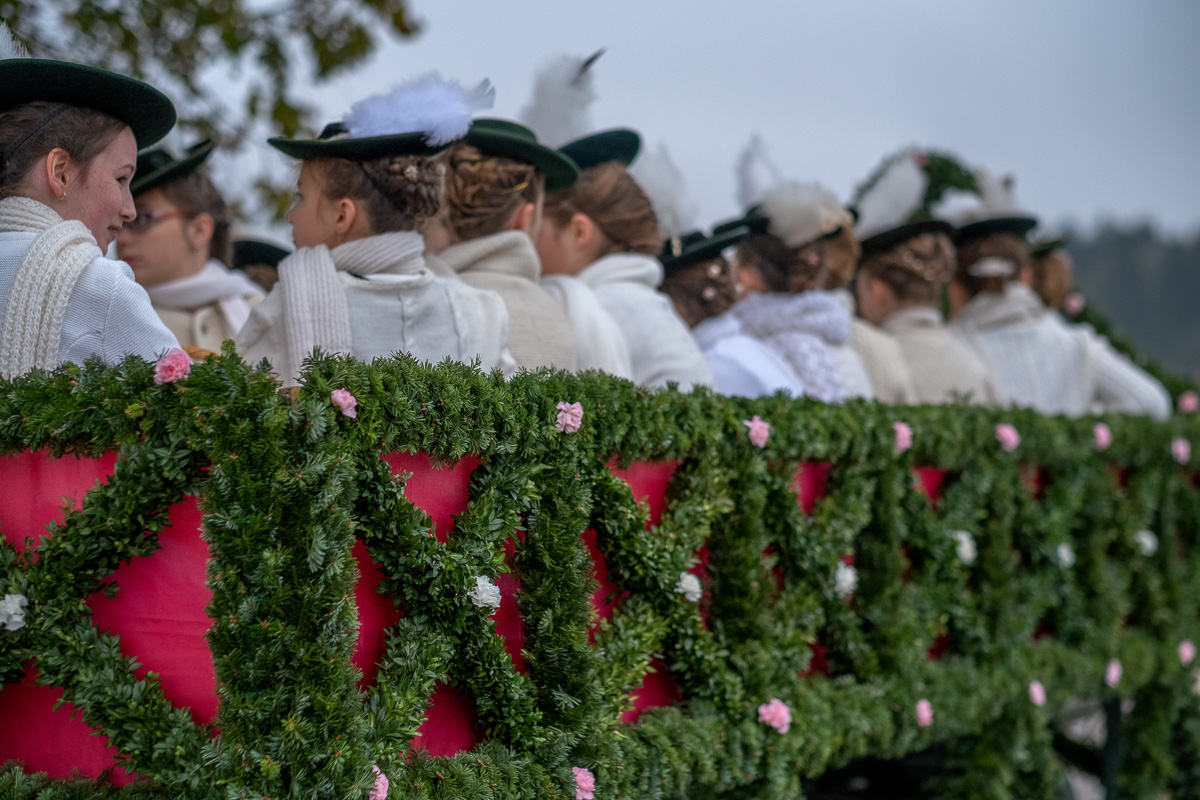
[
  {"left": 0, "top": 23, "right": 178, "bottom": 376},
  {"left": 236, "top": 75, "right": 514, "bottom": 385},
  {"left": 117, "top": 140, "right": 263, "bottom": 350}
]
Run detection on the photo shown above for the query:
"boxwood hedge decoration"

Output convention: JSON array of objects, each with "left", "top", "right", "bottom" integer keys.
[{"left": 1, "top": 346, "right": 1199, "bottom": 799}]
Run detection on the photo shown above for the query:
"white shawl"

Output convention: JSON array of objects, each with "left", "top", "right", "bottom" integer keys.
[
  {"left": 540, "top": 273, "right": 633, "bottom": 378},
  {"left": 146, "top": 259, "right": 263, "bottom": 334}
]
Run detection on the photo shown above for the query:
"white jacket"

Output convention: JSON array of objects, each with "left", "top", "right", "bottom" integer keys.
[
  {"left": 691, "top": 312, "right": 804, "bottom": 398},
  {"left": 950, "top": 282, "right": 1170, "bottom": 420},
  {"left": 882, "top": 306, "right": 999, "bottom": 406},
  {"left": 832, "top": 289, "right": 915, "bottom": 404}
]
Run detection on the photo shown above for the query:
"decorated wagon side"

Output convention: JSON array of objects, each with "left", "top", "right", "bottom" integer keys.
[{"left": 1, "top": 349, "right": 1199, "bottom": 799}]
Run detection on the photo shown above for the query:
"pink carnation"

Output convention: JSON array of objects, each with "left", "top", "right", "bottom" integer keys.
[
  {"left": 1181, "top": 640, "right": 1196, "bottom": 667},
  {"left": 1105, "top": 658, "right": 1122, "bottom": 688},
  {"left": 1028, "top": 680, "right": 1046, "bottom": 707},
  {"left": 757, "top": 698, "right": 792, "bottom": 733},
  {"left": 153, "top": 348, "right": 191, "bottom": 384},
  {"left": 1179, "top": 391, "right": 1199, "bottom": 414},
  {"left": 894, "top": 421, "right": 913, "bottom": 454},
  {"left": 330, "top": 388, "right": 357, "bottom": 419},
  {"left": 572, "top": 766, "right": 595, "bottom": 800},
  {"left": 1173, "top": 438, "right": 1191, "bottom": 465},
  {"left": 1093, "top": 423, "right": 1112, "bottom": 451},
  {"left": 995, "top": 423, "right": 1020, "bottom": 452},
  {"left": 744, "top": 415, "right": 770, "bottom": 448},
  {"left": 1064, "top": 293, "right": 1086, "bottom": 315},
  {"left": 369, "top": 765, "right": 388, "bottom": 800},
  {"left": 556, "top": 401, "right": 583, "bottom": 433},
  {"left": 915, "top": 698, "right": 933, "bottom": 727}
]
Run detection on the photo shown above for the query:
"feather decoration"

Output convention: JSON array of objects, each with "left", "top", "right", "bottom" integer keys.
[
  {"left": 852, "top": 149, "right": 928, "bottom": 239},
  {"left": 519, "top": 50, "right": 604, "bottom": 148},
  {"left": 931, "top": 188, "right": 984, "bottom": 224},
  {"left": 1, "top": 22, "right": 30, "bottom": 60},
  {"left": 631, "top": 143, "right": 696, "bottom": 242},
  {"left": 735, "top": 135, "right": 784, "bottom": 210},
  {"left": 344, "top": 72, "right": 495, "bottom": 147},
  {"left": 760, "top": 181, "right": 852, "bottom": 248}
]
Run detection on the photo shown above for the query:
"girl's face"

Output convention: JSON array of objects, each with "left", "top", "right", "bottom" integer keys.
[
  {"left": 116, "top": 187, "right": 209, "bottom": 288},
  {"left": 286, "top": 161, "right": 344, "bottom": 249},
  {"left": 533, "top": 212, "right": 602, "bottom": 277},
  {"left": 58, "top": 126, "right": 138, "bottom": 251}
]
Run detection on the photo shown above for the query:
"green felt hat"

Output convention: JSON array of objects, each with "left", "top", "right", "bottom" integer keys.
[
  {"left": 268, "top": 121, "right": 449, "bottom": 161},
  {"left": 660, "top": 226, "right": 749, "bottom": 274},
  {"left": 131, "top": 139, "right": 216, "bottom": 197},
  {"left": 859, "top": 219, "right": 956, "bottom": 260},
  {"left": 232, "top": 238, "right": 291, "bottom": 272},
  {"left": 465, "top": 118, "right": 580, "bottom": 191},
  {"left": 1028, "top": 236, "right": 1068, "bottom": 259},
  {"left": 0, "top": 58, "right": 176, "bottom": 149},
  {"left": 954, "top": 215, "right": 1039, "bottom": 245},
  {"left": 558, "top": 128, "right": 640, "bottom": 170}
]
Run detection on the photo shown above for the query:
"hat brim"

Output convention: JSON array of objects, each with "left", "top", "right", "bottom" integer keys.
[
  {"left": 712, "top": 207, "right": 770, "bottom": 237},
  {"left": 1028, "top": 236, "right": 1068, "bottom": 259},
  {"left": 558, "top": 129, "right": 641, "bottom": 170},
  {"left": 661, "top": 226, "right": 749, "bottom": 273},
  {"left": 268, "top": 131, "right": 449, "bottom": 161},
  {"left": 954, "top": 216, "right": 1038, "bottom": 244},
  {"left": 132, "top": 141, "right": 216, "bottom": 197},
  {"left": 859, "top": 219, "right": 955, "bottom": 259},
  {"left": 232, "top": 239, "right": 292, "bottom": 271},
  {"left": 465, "top": 129, "right": 580, "bottom": 191},
  {"left": 0, "top": 60, "right": 175, "bottom": 149}
]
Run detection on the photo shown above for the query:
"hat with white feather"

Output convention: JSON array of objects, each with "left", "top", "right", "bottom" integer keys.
[
  {"left": 659, "top": 226, "right": 750, "bottom": 275},
  {"left": 630, "top": 142, "right": 696, "bottom": 257},
  {"left": 268, "top": 72, "right": 494, "bottom": 161},
  {"left": 949, "top": 167, "right": 1038, "bottom": 244},
  {"left": 0, "top": 22, "right": 176, "bottom": 152}
]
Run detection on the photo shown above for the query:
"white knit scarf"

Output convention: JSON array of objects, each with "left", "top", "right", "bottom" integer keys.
[
  {"left": 146, "top": 259, "right": 263, "bottom": 334},
  {"left": 0, "top": 197, "right": 101, "bottom": 378},
  {"left": 277, "top": 230, "right": 425, "bottom": 381}
]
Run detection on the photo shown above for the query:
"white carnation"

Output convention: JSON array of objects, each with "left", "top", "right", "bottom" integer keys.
[
  {"left": 467, "top": 576, "right": 501, "bottom": 610},
  {"left": 834, "top": 561, "right": 858, "bottom": 599},
  {"left": 1, "top": 593, "right": 27, "bottom": 631},
  {"left": 675, "top": 572, "right": 702, "bottom": 603},
  {"left": 950, "top": 530, "right": 976, "bottom": 565},
  {"left": 1133, "top": 530, "right": 1158, "bottom": 557},
  {"left": 1056, "top": 543, "right": 1076, "bottom": 568}
]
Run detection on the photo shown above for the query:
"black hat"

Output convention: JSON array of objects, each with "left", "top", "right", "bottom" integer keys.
[
  {"left": 859, "top": 219, "right": 955, "bottom": 260},
  {"left": 1027, "top": 236, "right": 1068, "bottom": 259},
  {"left": 558, "top": 128, "right": 640, "bottom": 170},
  {"left": 269, "top": 121, "right": 451, "bottom": 161},
  {"left": 232, "top": 238, "right": 291, "bottom": 272},
  {"left": 464, "top": 118, "right": 580, "bottom": 191},
  {"left": 954, "top": 215, "right": 1038, "bottom": 245},
  {"left": 712, "top": 206, "right": 770, "bottom": 237},
  {"left": 660, "top": 226, "right": 749, "bottom": 274},
  {"left": 0, "top": 59, "right": 176, "bottom": 150},
  {"left": 131, "top": 139, "right": 216, "bottom": 197}
]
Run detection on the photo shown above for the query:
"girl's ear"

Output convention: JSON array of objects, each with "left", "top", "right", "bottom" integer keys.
[
  {"left": 186, "top": 213, "right": 215, "bottom": 253},
  {"left": 334, "top": 197, "right": 359, "bottom": 237},
  {"left": 508, "top": 201, "right": 537, "bottom": 233}
]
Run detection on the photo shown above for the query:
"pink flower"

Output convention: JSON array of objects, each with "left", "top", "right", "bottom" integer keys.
[
  {"left": 1105, "top": 659, "right": 1122, "bottom": 688},
  {"left": 556, "top": 401, "right": 583, "bottom": 433},
  {"left": 1173, "top": 438, "right": 1191, "bottom": 465},
  {"left": 1181, "top": 641, "right": 1196, "bottom": 667},
  {"left": 915, "top": 698, "right": 933, "bottom": 727},
  {"left": 153, "top": 348, "right": 191, "bottom": 384},
  {"left": 369, "top": 765, "right": 388, "bottom": 800},
  {"left": 1064, "top": 293, "right": 1086, "bottom": 315},
  {"left": 744, "top": 415, "right": 770, "bottom": 448},
  {"left": 572, "top": 766, "right": 595, "bottom": 800},
  {"left": 757, "top": 698, "right": 792, "bottom": 733},
  {"left": 995, "top": 423, "right": 1020, "bottom": 452},
  {"left": 894, "top": 421, "right": 913, "bottom": 454},
  {"left": 330, "top": 388, "right": 357, "bottom": 419},
  {"left": 1093, "top": 423, "right": 1112, "bottom": 451},
  {"left": 1180, "top": 391, "right": 1199, "bottom": 414},
  {"left": 1028, "top": 680, "right": 1046, "bottom": 707}
]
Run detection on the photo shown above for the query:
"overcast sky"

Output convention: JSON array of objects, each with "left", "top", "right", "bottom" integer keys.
[{"left": 230, "top": 0, "right": 1200, "bottom": 237}]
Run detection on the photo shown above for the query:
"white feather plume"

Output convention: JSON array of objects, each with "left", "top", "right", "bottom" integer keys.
[
  {"left": 630, "top": 143, "right": 696, "bottom": 241},
  {"left": 853, "top": 149, "right": 928, "bottom": 239},
  {"left": 735, "top": 135, "right": 784, "bottom": 210},
  {"left": 519, "top": 51, "right": 603, "bottom": 148},
  {"left": 1, "top": 22, "right": 30, "bottom": 60},
  {"left": 931, "top": 188, "right": 984, "bottom": 225},
  {"left": 344, "top": 72, "right": 495, "bottom": 147},
  {"left": 760, "top": 181, "right": 852, "bottom": 248}
]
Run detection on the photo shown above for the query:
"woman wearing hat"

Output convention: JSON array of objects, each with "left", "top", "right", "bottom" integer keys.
[
  {"left": 116, "top": 140, "right": 263, "bottom": 350},
  {"left": 0, "top": 24, "right": 179, "bottom": 377},
  {"left": 235, "top": 74, "right": 514, "bottom": 386},
  {"left": 424, "top": 118, "right": 578, "bottom": 372},
  {"left": 1024, "top": 237, "right": 1073, "bottom": 311}
]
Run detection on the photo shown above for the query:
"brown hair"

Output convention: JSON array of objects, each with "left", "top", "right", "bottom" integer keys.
[
  {"left": 954, "top": 231, "right": 1031, "bottom": 298},
  {"left": 858, "top": 231, "right": 955, "bottom": 303},
  {"left": 157, "top": 168, "right": 233, "bottom": 266},
  {"left": 442, "top": 143, "right": 543, "bottom": 242},
  {"left": 734, "top": 230, "right": 832, "bottom": 293},
  {"left": 659, "top": 257, "right": 739, "bottom": 327},
  {"left": 817, "top": 227, "right": 862, "bottom": 290},
  {"left": 543, "top": 161, "right": 660, "bottom": 256},
  {"left": 1030, "top": 248, "right": 1073, "bottom": 309},
  {"left": 0, "top": 102, "right": 127, "bottom": 197},
  {"left": 312, "top": 154, "right": 442, "bottom": 234}
]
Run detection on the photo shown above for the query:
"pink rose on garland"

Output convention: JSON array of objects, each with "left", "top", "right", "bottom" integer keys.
[
  {"left": 995, "top": 423, "right": 1020, "bottom": 452},
  {"left": 556, "top": 401, "right": 583, "bottom": 433},
  {"left": 572, "top": 766, "right": 595, "bottom": 800},
  {"left": 1093, "top": 423, "right": 1112, "bottom": 451},
  {"left": 757, "top": 698, "right": 792, "bottom": 733},
  {"left": 153, "top": 348, "right": 191, "bottom": 384},
  {"left": 1179, "top": 391, "right": 1198, "bottom": 414},
  {"left": 1105, "top": 659, "right": 1122, "bottom": 688},
  {"left": 893, "top": 421, "right": 913, "bottom": 454},
  {"left": 1029, "top": 681, "right": 1046, "bottom": 707},
  {"left": 1180, "top": 641, "right": 1196, "bottom": 667},
  {"left": 1173, "top": 438, "right": 1191, "bottom": 465},
  {"left": 369, "top": 765, "right": 388, "bottom": 800},
  {"left": 330, "top": 389, "right": 357, "bottom": 419},
  {"left": 1064, "top": 293, "right": 1086, "bottom": 315},
  {"left": 744, "top": 415, "right": 770, "bottom": 448},
  {"left": 915, "top": 698, "right": 933, "bottom": 727}
]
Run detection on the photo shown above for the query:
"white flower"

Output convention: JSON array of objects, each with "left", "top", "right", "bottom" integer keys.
[
  {"left": 1, "top": 593, "right": 27, "bottom": 631},
  {"left": 467, "top": 576, "right": 501, "bottom": 609},
  {"left": 834, "top": 561, "right": 858, "bottom": 599},
  {"left": 1056, "top": 543, "right": 1076, "bottom": 568},
  {"left": 1133, "top": 530, "right": 1158, "bottom": 557},
  {"left": 675, "top": 572, "right": 703, "bottom": 603},
  {"left": 950, "top": 530, "right": 976, "bottom": 565}
]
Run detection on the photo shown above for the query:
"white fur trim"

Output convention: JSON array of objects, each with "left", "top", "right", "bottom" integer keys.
[
  {"left": 760, "top": 181, "right": 852, "bottom": 248},
  {"left": 344, "top": 72, "right": 494, "bottom": 147},
  {"left": 853, "top": 150, "right": 928, "bottom": 239}
]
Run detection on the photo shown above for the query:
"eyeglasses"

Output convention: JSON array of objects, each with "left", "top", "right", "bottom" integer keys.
[{"left": 124, "top": 209, "right": 195, "bottom": 234}]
